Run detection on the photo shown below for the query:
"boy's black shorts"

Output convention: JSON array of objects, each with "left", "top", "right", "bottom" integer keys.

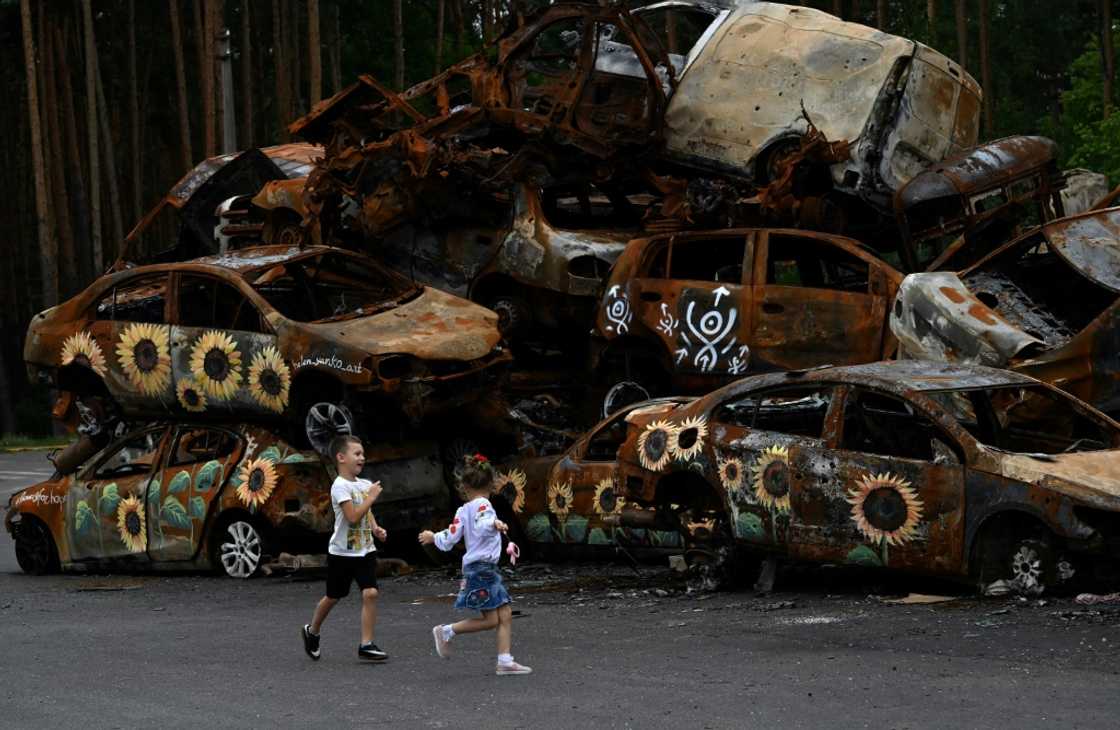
[{"left": 326, "top": 553, "right": 378, "bottom": 599}]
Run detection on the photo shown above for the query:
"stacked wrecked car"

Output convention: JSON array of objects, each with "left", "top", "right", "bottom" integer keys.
[{"left": 9, "top": 1, "right": 1120, "bottom": 595}]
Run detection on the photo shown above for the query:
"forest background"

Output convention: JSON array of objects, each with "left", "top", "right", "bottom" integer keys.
[{"left": 0, "top": 0, "right": 1117, "bottom": 436}]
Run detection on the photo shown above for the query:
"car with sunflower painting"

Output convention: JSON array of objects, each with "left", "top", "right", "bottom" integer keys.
[
  {"left": 527, "top": 360, "right": 1120, "bottom": 594},
  {"left": 23, "top": 244, "right": 511, "bottom": 448},
  {"left": 4, "top": 423, "right": 452, "bottom": 578}
]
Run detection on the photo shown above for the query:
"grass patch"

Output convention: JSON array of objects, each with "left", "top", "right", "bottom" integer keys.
[{"left": 0, "top": 434, "right": 73, "bottom": 452}]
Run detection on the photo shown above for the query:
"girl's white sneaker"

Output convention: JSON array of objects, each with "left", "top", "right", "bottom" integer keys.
[{"left": 496, "top": 661, "right": 532, "bottom": 676}]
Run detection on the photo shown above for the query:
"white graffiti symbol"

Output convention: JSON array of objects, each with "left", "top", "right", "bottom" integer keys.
[
  {"left": 657, "top": 303, "right": 679, "bottom": 337},
  {"left": 728, "top": 345, "right": 751, "bottom": 375},
  {"left": 604, "top": 285, "right": 632, "bottom": 334},
  {"left": 685, "top": 300, "right": 737, "bottom": 372}
]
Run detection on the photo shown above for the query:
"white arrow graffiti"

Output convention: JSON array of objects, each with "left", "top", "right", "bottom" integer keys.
[
  {"left": 604, "top": 287, "right": 632, "bottom": 334},
  {"left": 657, "top": 302, "right": 679, "bottom": 338},
  {"left": 713, "top": 285, "right": 731, "bottom": 307},
  {"left": 685, "top": 300, "right": 737, "bottom": 373}
]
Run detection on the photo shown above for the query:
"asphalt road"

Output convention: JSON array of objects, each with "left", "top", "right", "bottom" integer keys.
[{"left": 2, "top": 450, "right": 1120, "bottom": 729}]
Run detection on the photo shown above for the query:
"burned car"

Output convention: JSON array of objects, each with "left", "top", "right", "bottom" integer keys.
[
  {"left": 24, "top": 245, "right": 510, "bottom": 447},
  {"left": 592, "top": 228, "right": 903, "bottom": 411},
  {"left": 891, "top": 207, "right": 1120, "bottom": 414},
  {"left": 4, "top": 424, "right": 451, "bottom": 578},
  {"left": 602, "top": 361, "right": 1120, "bottom": 594}
]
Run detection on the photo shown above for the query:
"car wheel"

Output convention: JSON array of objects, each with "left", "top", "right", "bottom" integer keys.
[
  {"left": 14, "top": 518, "right": 60, "bottom": 575},
  {"left": 304, "top": 401, "right": 355, "bottom": 455},
  {"left": 488, "top": 295, "right": 531, "bottom": 337},
  {"left": 977, "top": 531, "right": 1073, "bottom": 596},
  {"left": 216, "top": 519, "right": 265, "bottom": 579}
]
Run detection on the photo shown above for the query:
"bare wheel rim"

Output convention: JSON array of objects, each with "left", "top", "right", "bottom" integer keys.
[
  {"left": 220, "top": 521, "right": 262, "bottom": 578},
  {"left": 1010, "top": 543, "right": 1044, "bottom": 595},
  {"left": 305, "top": 402, "right": 354, "bottom": 455}
]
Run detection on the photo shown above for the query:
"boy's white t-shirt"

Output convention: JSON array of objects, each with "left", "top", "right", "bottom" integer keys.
[
  {"left": 328, "top": 476, "right": 377, "bottom": 557},
  {"left": 433, "top": 496, "right": 502, "bottom": 567}
]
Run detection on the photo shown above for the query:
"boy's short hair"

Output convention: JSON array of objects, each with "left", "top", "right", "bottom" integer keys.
[{"left": 329, "top": 434, "right": 362, "bottom": 460}]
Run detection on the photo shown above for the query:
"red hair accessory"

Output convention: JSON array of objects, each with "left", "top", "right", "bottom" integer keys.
[{"left": 472, "top": 453, "right": 489, "bottom": 464}]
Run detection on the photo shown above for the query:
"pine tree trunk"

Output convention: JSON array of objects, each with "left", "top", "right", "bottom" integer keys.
[
  {"left": 955, "top": 0, "right": 968, "bottom": 69},
  {"left": 832, "top": 1, "right": 843, "bottom": 19},
  {"left": 1103, "top": 0, "right": 1115, "bottom": 118},
  {"left": 204, "top": 0, "right": 218, "bottom": 157},
  {"left": 394, "top": 0, "right": 405, "bottom": 90},
  {"left": 435, "top": 0, "right": 445, "bottom": 74},
  {"left": 57, "top": 22, "right": 93, "bottom": 285},
  {"left": 95, "top": 52, "right": 125, "bottom": 252},
  {"left": 170, "top": 0, "right": 194, "bottom": 169},
  {"left": 241, "top": 0, "right": 254, "bottom": 146},
  {"left": 290, "top": 0, "right": 302, "bottom": 116},
  {"left": 454, "top": 0, "right": 465, "bottom": 55},
  {"left": 212, "top": 1, "right": 226, "bottom": 153},
  {"left": 927, "top": 0, "right": 938, "bottom": 45},
  {"left": 42, "top": 15, "right": 77, "bottom": 297},
  {"left": 979, "top": 0, "right": 992, "bottom": 133},
  {"left": 21, "top": 0, "right": 57, "bottom": 308},
  {"left": 0, "top": 345, "right": 16, "bottom": 437},
  {"left": 877, "top": 0, "right": 888, "bottom": 28},
  {"left": 330, "top": 1, "right": 341, "bottom": 95},
  {"left": 82, "top": 0, "right": 103, "bottom": 274},
  {"left": 273, "top": 0, "right": 289, "bottom": 138},
  {"left": 482, "top": 0, "right": 492, "bottom": 43},
  {"left": 309, "top": 0, "right": 321, "bottom": 105},
  {"left": 128, "top": 0, "right": 141, "bottom": 222}
]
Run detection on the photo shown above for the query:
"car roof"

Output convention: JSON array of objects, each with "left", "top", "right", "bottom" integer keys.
[
  {"left": 813, "top": 360, "right": 1038, "bottom": 391},
  {"left": 188, "top": 245, "right": 329, "bottom": 273}
]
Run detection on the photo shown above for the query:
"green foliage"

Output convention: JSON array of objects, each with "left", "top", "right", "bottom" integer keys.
[
  {"left": 98, "top": 484, "right": 121, "bottom": 515},
  {"left": 167, "top": 470, "right": 191, "bottom": 494},
  {"left": 160, "top": 496, "right": 191, "bottom": 529},
  {"left": 194, "top": 460, "right": 222, "bottom": 492}
]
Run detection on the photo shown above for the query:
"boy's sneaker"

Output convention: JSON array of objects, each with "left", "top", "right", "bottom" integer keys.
[
  {"left": 358, "top": 642, "right": 388, "bottom": 661},
  {"left": 496, "top": 661, "right": 532, "bottom": 676},
  {"left": 301, "top": 624, "right": 320, "bottom": 660},
  {"left": 432, "top": 625, "right": 451, "bottom": 659}
]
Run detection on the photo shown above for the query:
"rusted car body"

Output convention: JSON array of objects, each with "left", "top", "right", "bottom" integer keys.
[
  {"left": 891, "top": 207, "right": 1120, "bottom": 414},
  {"left": 490, "top": 399, "right": 690, "bottom": 552},
  {"left": 5, "top": 424, "right": 450, "bottom": 578},
  {"left": 120, "top": 144, "right": 322, "bottom": 265},
  {"left": 24, "top": 245, "right": 510, "bottom": 444},
  {"left": 592, "top": 361, "right": 1120, "bottom": 593},
  {"left": 892, "top": 136, "right": 1065, "bottom": 272},
  {"left": 592, "top": 228, "right": 903, "bottom": 405},
  {"left": 286, "top": 1, "right": 979, "bottom": 256}
]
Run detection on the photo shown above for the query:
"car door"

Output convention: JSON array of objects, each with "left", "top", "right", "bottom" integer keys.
[
  {"left": 85, "top": 273, "right": 173, "bottom": 412},
  {"left": 66, "top": 426, "right": 169, "bottom": 562},
  {"left": 625, "top": 232, "right": 754, "bottom": 377},
  {"left": 541, "top": 411, "right": 630, "bottom": 546},
  {"left": 750, "top": 232, "right": 889, "bottom": 370},
  {"left": 709, "top": 383, "right": 838, "bottom": 552},
  {"left": 146, "top": 426, "right": 243, "bottom": 561},
  {"left": 169, "top": 273, "right": 282, "bottom": 418},
  {"left": 788, "top": 385, "right": 966, "bottom": 574}
]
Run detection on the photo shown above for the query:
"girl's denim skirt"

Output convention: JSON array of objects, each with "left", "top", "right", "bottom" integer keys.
[{"left": 454, "top": 560, "right": 511, "bottom": 611}]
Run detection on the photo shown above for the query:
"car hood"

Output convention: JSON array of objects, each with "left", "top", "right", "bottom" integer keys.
[
  {"left": 300, "top": 287, "right": 501, "bottom": 361},
  {"left": 995, "top": 450, "right": 1120, "bottom": 510}
]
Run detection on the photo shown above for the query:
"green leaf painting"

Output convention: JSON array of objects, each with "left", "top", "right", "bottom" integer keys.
[
  {"left": 189, "top": 496, "right": 207, "bottom": 520},
  {"left": 74, "top": 501, "right": 94, "bottom": 534},
  {"left": 281, "top": 452, "right": 315, "bottom": 464},
  {"left": 652, "top": 530, "right": 682, "bottom": 548},
  {"left": 564, "top": 514, "right": 588, "bottom": 544},
  {"left": 147, "top": 478, "right": 161, "bottom": 508},
  {"left": 161, "top": 496, "right": 191, "bottom": 529},
  {"left": 259, "top": 446, "right": 282, "bottom": 464},
  {"left": 194, "top": 460, "right": 222, "bottom": 492},
  {"left": 588, "top": 527, "right": 612, "bottom": 545},
  {"left": 168, "top": 470, "right": 191, "bottom": 494},
  {"left": 98, "top": 483, "right": 121, "bottom": 515},
  {"left": 525, "top": 514, "right": 552, "bottom": 543},
  {"left": 845, "top": 544, "right": 883, "bottom": 567},
  {"left": 736, "top": 512, "right": 765, "bottom": 541}
]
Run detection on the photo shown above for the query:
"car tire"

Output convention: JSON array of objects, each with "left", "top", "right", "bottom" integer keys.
[
  {"left": 212, "top": 517, "right": 267, "bottom": 579},
  {"left": 301, "top": 401, "right": 356, "bottom": 455},
  {"left": 976, "top": 529, "right": 1073, "bottom": 596},
  {"left": 14, "top": 517, "right": 60, "bottom": 575},
  {"left": 488, "top": 295, "right": 531, "bottom": 338}
]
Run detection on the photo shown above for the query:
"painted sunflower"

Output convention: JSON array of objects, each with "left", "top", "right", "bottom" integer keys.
[
  {"left": 115, "top": 323, "right": 171, "bottom": 395},
  {"left": 668, "top": 415, "right": 708, "bottom": 461},
  {"left": 547, "top": 479, "right": 574, "bottom": 521},
  {"left": 846, "top": 472, "right": 924, "bottom": 546},
  {"left": 247, "top": 346, "right": 291, "bottom": 412},
  {"left": 176, "top": 379, "right": 208, "bottom": 412},
  {"left": 752, "top": 445, "right": 791, "bottom": 513},
  {"left": 116, "top": 495, "right": 146, "bottom": 552},
  {"left": 492, "top": 469, "right": 527, "bottom": 513},
  {"left": 593, "top": 477, "right": 623, "bottom": 517},
  {"left": 717, "top": 455, "right": 746, "bottom": 493},
  {"left": 235, "top": 458, "right": 278, "bottom": 509},
  {"left": 60, "top": 331, "right": 108, "bottom": 377},
  {"left": 189, "top": 330, "right": 243, "bottom": 400},
  {"left": 637, "top": 420, "right": 677, "bottom": 472}
]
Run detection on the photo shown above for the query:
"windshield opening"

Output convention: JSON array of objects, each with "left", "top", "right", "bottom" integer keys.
[
  {"left": 929, "top": 384, "right": 1119, "bottom": 454},
  {"left": 249, "top": 252, "right": 418, "bottom": 322}
]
